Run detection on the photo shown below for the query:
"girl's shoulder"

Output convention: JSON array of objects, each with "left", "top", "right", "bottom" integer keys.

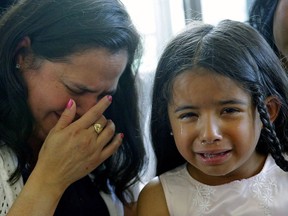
[{"left": 137, "top": 177, "right": 169, "bottom": 216}]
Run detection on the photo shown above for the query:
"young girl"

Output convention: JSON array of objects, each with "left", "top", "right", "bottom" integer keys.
[{"left": 137, "top": 19, "right": 288, "bottom": 215}]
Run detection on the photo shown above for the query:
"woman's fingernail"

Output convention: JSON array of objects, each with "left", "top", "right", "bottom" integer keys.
[
  {"left": 66, "top": 99, "right": 73, "bottom": 109},
  {"left": 120, "top": 133, "right": 124, "bottom": 139},
  {"left": 107, "top": 95, "right": 112, "bottom": 102}
]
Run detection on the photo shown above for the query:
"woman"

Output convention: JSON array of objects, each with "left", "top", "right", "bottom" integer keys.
[{"left": 0, "top": 0, "right": 145, "bottom": 215}]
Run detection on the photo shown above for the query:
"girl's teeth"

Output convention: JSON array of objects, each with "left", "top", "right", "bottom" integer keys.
[
  {"left": 204, "top": 153, "right": 215, "bottom": 158},
  {"left": 203, "top": 152, "right": 225, "bottom": 158}
]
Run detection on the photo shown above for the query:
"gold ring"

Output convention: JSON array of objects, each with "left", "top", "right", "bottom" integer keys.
[{"left": 93, "top": 123, "right": 103, "bottom": 134}]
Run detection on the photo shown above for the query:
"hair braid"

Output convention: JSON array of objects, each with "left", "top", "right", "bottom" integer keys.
[{"left": 255, "top": 93, "right": 288, "bottom": 171}]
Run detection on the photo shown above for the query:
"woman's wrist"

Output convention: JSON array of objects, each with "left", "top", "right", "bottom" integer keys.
[{"left": 7, "top": 167, "right": 66, "bottom": 216}]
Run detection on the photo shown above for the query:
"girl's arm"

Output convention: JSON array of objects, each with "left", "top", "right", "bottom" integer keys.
[{"left": 137, "top": 177, "right": 170, "bottom": 216}]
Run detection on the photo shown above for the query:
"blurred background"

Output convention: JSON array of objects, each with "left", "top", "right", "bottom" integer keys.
[{"left": 122, "top": 0, "right": 253, "bottom": 75}]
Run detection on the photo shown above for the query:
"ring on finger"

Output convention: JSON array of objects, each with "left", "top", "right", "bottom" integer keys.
[{"left": 93, "top": 123, "right": 103, "bottom": 134}]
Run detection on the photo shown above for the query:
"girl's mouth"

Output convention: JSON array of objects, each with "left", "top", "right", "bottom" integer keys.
[
  {"left": 197, "top": 150, "right": 232, "bottom": 164},
  {"left": 201, "top": 151, "right": 229, "bottom": 159}
]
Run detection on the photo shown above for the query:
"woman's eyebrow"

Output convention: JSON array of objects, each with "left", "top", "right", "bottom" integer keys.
[{"left": 73, "top": 83, "right": 117, "bottom": 95}]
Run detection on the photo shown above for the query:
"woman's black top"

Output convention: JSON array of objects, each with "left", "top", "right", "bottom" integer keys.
[{"left": 22, "top": 169, "right": 110, "bottom": 216}]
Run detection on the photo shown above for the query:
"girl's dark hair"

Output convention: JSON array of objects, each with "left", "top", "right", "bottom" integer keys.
[
  {"left": 0, "top": 0, "right": 145, "bottom": 203},
  {"left": 248, "top": 0, "right": 280, "bottom": 57},
  {"left": 151, "top": 19, "right": 288, "bottom": 176}
]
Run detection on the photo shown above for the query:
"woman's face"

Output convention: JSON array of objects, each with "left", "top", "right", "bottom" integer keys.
[
  {"left": 167, "top": 68, "right": 266, "bottom": 185},
  {"left": 273, "top": 0, "right": 288, "bottom": 57},
  {"left": 22, "top": 48, "right": 128, "bottom": 141}
]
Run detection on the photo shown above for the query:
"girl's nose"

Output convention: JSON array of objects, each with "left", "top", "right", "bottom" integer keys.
[{"left": 199, "top": 116, "right": 222, "bottom": 145}]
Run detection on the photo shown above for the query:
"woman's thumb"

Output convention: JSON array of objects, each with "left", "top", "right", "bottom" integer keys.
[{"left": 54, "top": 99, "right": 76, "bottom": 131}]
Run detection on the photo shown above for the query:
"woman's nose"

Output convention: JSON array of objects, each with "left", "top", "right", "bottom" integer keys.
[
  {"left": 199, "top": 116, "right": 222, "bottom": 145},
  {"left": 75, "top": 95, "right": 99, "bottom": 117}
]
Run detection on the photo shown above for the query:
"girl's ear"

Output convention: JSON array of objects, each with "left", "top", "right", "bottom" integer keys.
[{"left": 265, "top": 96, "right": 281, "bottom": 123}]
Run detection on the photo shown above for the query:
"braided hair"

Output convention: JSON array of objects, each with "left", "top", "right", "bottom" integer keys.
[{"left": 255, "top": 89, "right": 288, "bottom": 170}]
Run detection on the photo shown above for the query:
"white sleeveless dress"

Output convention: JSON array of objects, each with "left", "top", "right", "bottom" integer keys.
[{"left": 160, "top": 155, "right": 288, "bottom": 216}]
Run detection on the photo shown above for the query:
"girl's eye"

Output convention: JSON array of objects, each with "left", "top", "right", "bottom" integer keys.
[
  {"left": 222, "top": 107, "right": 240, "bottom": 114},
  {"left": 179, "top": 112, "right": 198, "bottom": 120}
]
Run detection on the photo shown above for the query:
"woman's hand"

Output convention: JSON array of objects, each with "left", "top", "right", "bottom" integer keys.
[
  {"left": 34, "top": 95, "right": 123, "bottom": 191},
  {"left": 7, "top": 95, "right": 123, "bottom": 216}
]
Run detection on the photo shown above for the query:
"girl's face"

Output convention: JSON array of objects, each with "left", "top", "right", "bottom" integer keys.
[
  {"left": 22, "top": 48, "right": 128, "bottom": 142},
  {"left": 168, "top": 68, "right": 266, "bottom": 185}
]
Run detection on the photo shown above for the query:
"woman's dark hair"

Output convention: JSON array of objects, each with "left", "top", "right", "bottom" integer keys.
[
  {"left": 151, "top": 19, "right": 288, "bottom": 176},
  {"left": 248, "top": 0, "right": 279, "bottom": 57},
  {"left": 0, "top": 0, "right": 17, "bottom": 15},
  {"left": 0, "top": 0, "right": 145, "bottom": 203}
]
